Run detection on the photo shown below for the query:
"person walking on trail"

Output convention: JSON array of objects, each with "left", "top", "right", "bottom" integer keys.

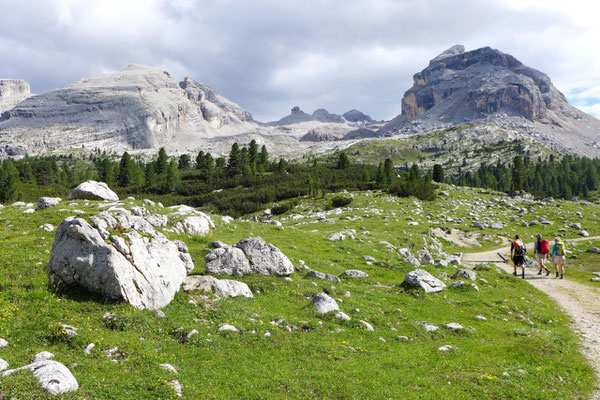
[
  {"left": 551, "top": 236, "right": 566, "bottom": 279},
  {"left": 511, "top": 234, "right": 527, "bottom": 279},
  {"left": 533, "top": 234, "right": 551, "bottom": 276}
]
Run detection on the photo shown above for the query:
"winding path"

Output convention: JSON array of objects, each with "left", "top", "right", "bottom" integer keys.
[{"left": 462, "top": 237, "right": 600, "bottom": 399}]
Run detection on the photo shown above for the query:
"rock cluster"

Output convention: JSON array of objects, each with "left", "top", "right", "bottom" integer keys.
[{"left": 205, "top": 237, "right": 294, "bottom": 276}]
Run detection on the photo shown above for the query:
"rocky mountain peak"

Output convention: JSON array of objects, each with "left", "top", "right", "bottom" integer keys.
[
  {"left": 0, "top": 79, "right": 31, "bottom": 113},
  {"left": 429, "top": 45, "right": 465, "bottom": 65}
]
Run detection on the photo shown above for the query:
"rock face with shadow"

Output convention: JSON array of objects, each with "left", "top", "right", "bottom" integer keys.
[{"left": 47, "top": 213, "right": 194, "bottom": 310}]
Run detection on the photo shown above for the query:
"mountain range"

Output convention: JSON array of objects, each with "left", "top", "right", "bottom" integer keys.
[{"left": 0, "top": 45, "right": 599, "bottom": 159}]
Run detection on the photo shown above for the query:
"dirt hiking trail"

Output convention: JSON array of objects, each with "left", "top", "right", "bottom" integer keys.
[{"left": 463, "top": 236, "right": 600, "bottom": 399}]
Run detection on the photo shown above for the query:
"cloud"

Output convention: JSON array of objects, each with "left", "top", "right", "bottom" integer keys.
[{"left": 1, "top": 0, "right": 599, "bottom": 122}]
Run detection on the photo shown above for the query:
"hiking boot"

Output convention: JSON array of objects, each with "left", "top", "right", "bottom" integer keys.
[
  {"left": 537, "top": 270, "right": 542, "bottom": 275},
  {"left": 546, "top": 269, "right": 550, "bottom": 276},
  {"left": 522, "top": 272, "right": 525, "bottom": 279},
  {"left": 513, "top": 272, "right": 518, "bottom": 276},
  {"left": 560, "top": 274, "right": 563, "bottom": 279},
  {"left": 555, "top": 272, "right": 559, "bottom": 278}
]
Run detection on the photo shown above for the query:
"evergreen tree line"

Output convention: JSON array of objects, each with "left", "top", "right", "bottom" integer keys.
[{"left": 451, "top": 155, "right": 600, "bottom": 199}]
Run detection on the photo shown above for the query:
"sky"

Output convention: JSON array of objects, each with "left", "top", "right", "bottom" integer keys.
[{"left": 1, "top": 0, "right": 599, "bottom": 122}]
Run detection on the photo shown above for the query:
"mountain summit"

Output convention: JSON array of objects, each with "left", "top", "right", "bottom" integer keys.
[{"left": 381, "top": 46, "right": 600, "bottom": 156}]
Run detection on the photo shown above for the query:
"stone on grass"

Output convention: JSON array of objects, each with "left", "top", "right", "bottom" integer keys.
[
  {"left": 205, "top": 237, "right": 293, "bottom": 276},
  {"left": 84, "top": 343, "right": 95, "bottom": 355},
  {"left": 0, "top": 338, "right": 8, "bottom": 347},
  {"left": 173, "top": 214, "right": 214, "bottom": 236},
  {"left": 328, "top": 232, "right": 345, "bottom": 241},
  {"left": 421, "top": 323, "right": 439, "bottom": 332},
  {"left": 212, "top": 279, "right": 253, "bottom": 298},
  {"left": 454, "top": 269, "right": 477, "bottom": 281},
  {"left": 36, "top": 197, "right": 61, "bottom": 210},
  {"left": 47, "top": 214, "right": 194, "bottom": 310},
  {"left": 169, "top": 380, "right": 183, "bottom": 397},
  {"left": 311, "top": 293, "right": 339, "bottom": 314},
  {"left": 182, "top": 275, "right": 216, "bottom": 293},
  {"left": 579, "top": 230, "right": 590, "bottom": 237},
  {"left": 0, "top": 358, "right": 8, "bottom": 372},
  {"left": 444, "top": 323, "right": 464, "bottom": 332},
  {"left": 218, "top": 325, "right": 238, "bottom": 333},
  {"left": 160, "top": 363, "right": 178, "bottom": 374},
  {"left": 340, "top": 270, "right": 368, "bottom": 278},
  {"left": 360, "top": 320, "right": 374, "bottom": 331},
  {"left": 68, "top": 180, "right": 118, "bottom": 201},
  {"left": 417, "top": 250, "right": 434, "bottom": 265},
  {"left": 475, "top": 315, "right": 487, "bottom": 321},
  {"left": 38, "top": 224, "right": 55, "bottom": 232},
  {"left": 438, "top": 345, "right": 454, "bottom": 352},
  {"left": 335, "top": 312, "right": 351, "bottom": 321},
  {"left": 403, "top": 269, "right": 446, "bottom": 293},
  {"left": 589, "top": 247, "right": 599, "bottom": 254},
  {"left": 154, "top": 310, "right": 166, "bottom": 318},
  {"left": 2, "top": 352, "right": 78, "bottom": 395},
  {"left": 305, "top": 269, "right": 341, "bottom": 283}
]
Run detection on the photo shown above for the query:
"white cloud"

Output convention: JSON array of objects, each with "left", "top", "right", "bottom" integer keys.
[{"left": 0, "top": 0, "right": 599, "bottom": 121}]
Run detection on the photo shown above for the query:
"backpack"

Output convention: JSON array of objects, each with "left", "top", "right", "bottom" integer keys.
[
  {"left": 514, "top": 241, "right": 526, "bottom": 256},
  {"left": 540, "top": 239, "right": 550, "bottom": 254},
  {"left": 555, "top": 241, "right": 565, "bottom": 256}
]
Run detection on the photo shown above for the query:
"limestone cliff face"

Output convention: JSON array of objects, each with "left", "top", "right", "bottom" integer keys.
[
  {"left": 0, "top": 65, "right": 255, "bottom": 155},
  {"left": 399, "top": 46, "right": 565, "bottom": 123},
  {"left": 381, "top": 45, "right": 600, "bottom": 157},
  {"left": 0, "top": 79, "right": 31, "bottom": 113},
  {"left": 179, "top": 77, "right": 252, "bottom": 128}
]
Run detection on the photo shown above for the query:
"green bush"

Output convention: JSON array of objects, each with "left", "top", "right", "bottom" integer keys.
[{"left": 331, "top": 195, "right": 353, "bottom": 208}]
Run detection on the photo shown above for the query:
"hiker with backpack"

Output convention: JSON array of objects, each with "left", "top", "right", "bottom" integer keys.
[
  {"left": 533, "top": 234, "right": 551, "bottom": 276},
  {"left": 551, "top": 237, "right": 566, "bottom": 279},
  {"left": 510, "top": 234, "right": 527, "bottom": 279}
]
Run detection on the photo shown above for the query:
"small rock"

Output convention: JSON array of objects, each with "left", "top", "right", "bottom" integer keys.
[
  {"left": 311, "top": 293, "right": 339, "bottom": 314},
  {"left": 0, "top": 338, "right": 8, "bottom": 347},
  {"left": 335, "top": 312, "right": 351, "bottom": 321},
  {"left": 340, "top": 269, "right": 368, "bottom": 278},
  {"left": 169, "top": 379, "right": 183, "bottom": 397},
  {"left": 218, "top": 325, "right": 239, "bottom": 333},
  {"left": 438, "top": 345, "right": 454, "bottom": 352},
  {"left": 444, "top": 323, "right": 464, "bottom": 332},
  {"left": 154, "top": 310, "right": 166, "bottom": 318},
  {"left": 160, "top": 363, "right": 178, "bottom": 374},
  {"left": 84, "top": 343, "right": 95, "bottom": 354},
  {"left": 360, "top": 320, "right": 374, "bottom": 331}
]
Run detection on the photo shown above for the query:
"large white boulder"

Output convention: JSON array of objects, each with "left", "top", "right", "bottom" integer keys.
[
  {"left": 205, "top": 237, "right": 293, "bottom": 276},
  {"left": 1, "top": 352, "right": 78, "bottom": 395},
  {"left": 68, "top": 181, "right": 118, "bottom": 201},
  {"left": 47, "top": 214, "right": 194, "bottom": 310},
  {"left": 403, "top": 269, "right": 447, "bottom": 293}
]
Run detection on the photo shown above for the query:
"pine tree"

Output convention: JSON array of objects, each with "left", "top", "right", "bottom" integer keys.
[
  {"left": 249, "top": 139, "right": 259, "bottom": 164},
  {"left": 227, "top": 143, "right": 241, "bottom": 176},
  {"left": 178, "top": 154, "right": 192, "bottom": 170},
  {"left": 0, "top": 161, "right": 19, "bottom": 202},
  {"left": 510, "top": 155, "right": 524, "bottom": 192},
  {"left": 144, "top": 162, "right": 156, "bottom": 189},
  {"left": 98, "top": 157, "right": 113, "bottom": 184},
  {"left": 195, "top": 151, "right": 205, "bottom": 169},
  {"left": 259, "top": 145, "right": 269, "bottom": 166},
  {"left": 165, "top": 160, "right": 180, "bottom": 192},
  {"left": 156, "top": 147, "right": 168, "bottom": 175},
  {"left": 384, "top": 158, "right": 394, "bottom": 183},
  {"left": 117, "top": 152, "right": 134, "bottom": 187},
  {"left": 337, "top": 152, "right": 350, "bottom": 170},
  {"left": 432, "top": 164, "right": 444, "bottom": 183}
]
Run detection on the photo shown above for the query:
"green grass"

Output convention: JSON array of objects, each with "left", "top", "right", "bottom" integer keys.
[{"left": 0, "top": 187, "right": 598, "bottom": 398}]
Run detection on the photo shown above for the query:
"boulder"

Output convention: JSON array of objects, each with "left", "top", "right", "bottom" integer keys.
[
  {"left": 182, "top": 275, "right": 216, "bottom": 293},
  {"left": 47, "top": 214, "right": 194, "bottom": 310},
  {"left": 212, "top": 279, "right": 253, "bottom": 298},
  {"left": 403, "top": 269, "right": 446, "bottom": 293},
  {"left": 305, "top": 270, "right": 340, "bottom": 283},
  {"left": 579, "top": 230, "right": 590, "bottom": 237},
  {"left": 1, "top": 352, "right": 78, "bottom": 395},
  {"left": 454, "top": 269, "right": 477, "bottom": 281},
  {"left": 68, "top": 181, "right": 118, "bottom": 201},
  {"left": 173, "top": 214, "right": 214, "bottom": 236},
  {"left": 311, "top": 293, "right": 339, "bottom": 314},
  {"left": 340, "top": 270, "right": 368, "bottom": 278},
  {"left": 36, "top": 197, "right": 62, "bottom": 210},
  {"left": 417, "top": 250, "right": 434, "bottom": 265},
  {"left": 589, "top": 247, "right": 599, "bottom": 254},
  {"left": 205, "top": 237, "right": 293, "bottom": 276}
]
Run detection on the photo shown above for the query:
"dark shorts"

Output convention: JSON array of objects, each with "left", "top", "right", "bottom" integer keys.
[{"left": 513, "top": 255, "right": 524, "bottom": 266}]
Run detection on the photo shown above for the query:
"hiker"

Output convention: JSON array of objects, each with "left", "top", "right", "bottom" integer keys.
[
  {"left": 533, "top": 234, "right": 551, "bottom": 276},
  {"left": 551, "top": 236, "right": 566, "bottom": 279},
  {"left": 510, "top": 234, "right": 526, "bottom": 279}
]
